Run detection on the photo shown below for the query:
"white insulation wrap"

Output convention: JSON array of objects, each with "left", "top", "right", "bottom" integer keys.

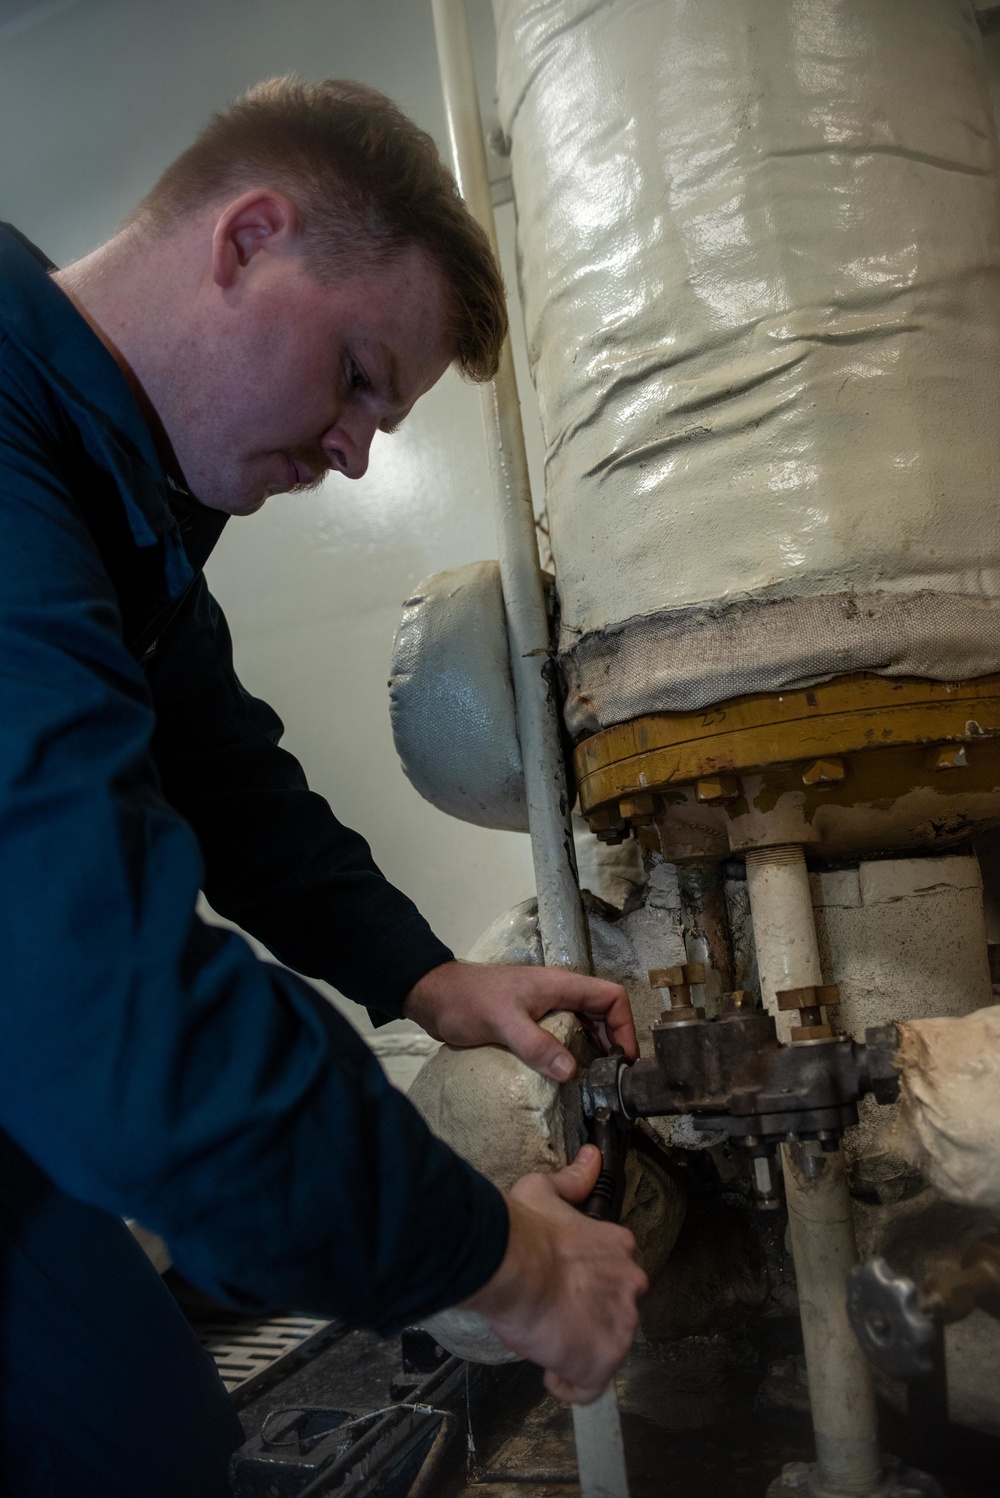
[
  {"left": 389, "top": 561, "right": 528, "bottom": 831},
  {"left": 894, "top": 1006, "right": 1000, "bottom": 1213},
  {"left": 494, "top": 0, "right": 1000, "bottom": 735}
]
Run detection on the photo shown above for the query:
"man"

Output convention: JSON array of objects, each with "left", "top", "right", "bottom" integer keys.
[{"left": 0, "top": 77, "right": 646, "bottom": 1497}]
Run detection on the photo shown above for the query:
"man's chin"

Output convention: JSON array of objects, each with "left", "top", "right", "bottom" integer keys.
[
  {"left": 196, "top": 488, "right": 270, "bottom": 516},
  {"left": 236, "top": 491, "right": 271, "bottom": 515},
  {"left": 181, "top": 460, "right": 320, "bottom": 515}
]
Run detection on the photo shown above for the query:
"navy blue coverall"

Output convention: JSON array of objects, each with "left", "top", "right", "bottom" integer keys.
[{"left": 0, "top": 225, "right": 508, "bottom": 1497}]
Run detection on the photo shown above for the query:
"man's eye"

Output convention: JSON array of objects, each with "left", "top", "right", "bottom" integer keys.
[{"left": 348, "top": 360, "right": 369, "bottom": 394}]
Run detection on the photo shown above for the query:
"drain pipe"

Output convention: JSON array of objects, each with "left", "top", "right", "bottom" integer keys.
[
  {"left": 430, "top": 4, "right": 628, "bottom": 1496},
  {"left": 745, "top": 846, "right": 884, "bottom": 1497}
]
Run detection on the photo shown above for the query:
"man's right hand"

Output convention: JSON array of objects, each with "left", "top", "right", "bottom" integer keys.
[{"left": 460, "top": 1144, "right": 648, "bottom": 1403}]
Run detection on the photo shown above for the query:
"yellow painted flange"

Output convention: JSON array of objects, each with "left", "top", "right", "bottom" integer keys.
[
  {"left": 576, "top": 674, "right": 1000, "bottom": 810},
  {"left": 575, "top": 674, "right": 1000, "bottom": 857}
]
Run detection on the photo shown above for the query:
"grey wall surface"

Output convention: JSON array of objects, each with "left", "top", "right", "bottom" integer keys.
[{"left": 0, "top": 0, "right": 542, "bottom": 1074}]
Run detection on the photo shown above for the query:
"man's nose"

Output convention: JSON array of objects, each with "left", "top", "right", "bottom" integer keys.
[{"left": 321, "top": 416, "right": 376, "bottom": 480}]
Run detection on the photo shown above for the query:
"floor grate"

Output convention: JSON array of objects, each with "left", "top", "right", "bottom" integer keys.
[{"left": 195, "top": 1314, "right": 331, "bottom": 1393}]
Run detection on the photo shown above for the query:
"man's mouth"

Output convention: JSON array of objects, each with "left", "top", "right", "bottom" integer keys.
[
  {"left": 284, "top": 454, "right": 304, "bottom": 489},
  {"left": 284, "top": 452, "right": 327, "bottom": 491}
]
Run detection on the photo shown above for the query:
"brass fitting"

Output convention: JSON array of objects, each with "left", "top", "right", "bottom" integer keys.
[
  {"left": 649, "top": 962, "right": 707, "bottom": 1023},
  {"left": 776, "top": 983, "right": 841, "bottom": 1042}
]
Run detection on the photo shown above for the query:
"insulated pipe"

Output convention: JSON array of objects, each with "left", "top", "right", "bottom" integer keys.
[
  {"left": 492, "top": 0, "right": 1000, "bottom": 738},
  {"left": 746, "top": 847, "right": 883, "bottom": 1497},
  {"left": 430, "top": 5, "right": 628, "bottom": 1496}
]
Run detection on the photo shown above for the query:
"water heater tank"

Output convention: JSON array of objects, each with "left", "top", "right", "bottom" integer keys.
[{"left": 494, "top": 0, "right": 1000, "bottom": 737}]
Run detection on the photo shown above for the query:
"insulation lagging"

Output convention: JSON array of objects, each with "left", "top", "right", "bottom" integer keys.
[{"left": 493, "top": 0, "right": 1000, "bottom": 735}]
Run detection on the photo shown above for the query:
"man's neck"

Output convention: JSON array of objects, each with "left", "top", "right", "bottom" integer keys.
[
  {"left": 56, "top": 240, "right": 134, "bottom": 371},
  {"left": 54, "top": 233, "right": 188, "bottom": 480}
]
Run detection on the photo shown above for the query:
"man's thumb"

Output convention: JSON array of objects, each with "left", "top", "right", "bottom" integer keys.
[
  {"left": 500, "top": 1011, "right": 578, "bottom": 1082},
  {"left": 549, "top": 1144, "right": 602, "bottom": 1205}
]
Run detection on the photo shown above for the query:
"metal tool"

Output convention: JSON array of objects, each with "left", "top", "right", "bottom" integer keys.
[{"left": 582, "top": 1047, "right": 631, "bottom": 1223}]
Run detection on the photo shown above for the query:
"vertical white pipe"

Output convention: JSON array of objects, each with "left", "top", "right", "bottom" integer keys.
[
  {"left": 746, "top": 847, "right": 883, "bottom": 1496},
  {"left": 571, "top": 1387, "right": 628, "bottom": 1498},
  {"left": 744, "top": 844, "right": 822, "bottom": 1043},
  {"left": 430, "top": 6, "right": 628, "bottom": 1497},
  {"left": 431, "top": 0, "right": 590, "bottom": 976},
  {"left": 781, "top": 1145, "right": 883, "bottom": 1494}
]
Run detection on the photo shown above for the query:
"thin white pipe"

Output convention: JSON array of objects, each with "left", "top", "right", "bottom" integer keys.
[
  {"left": 745, "top": 847, "right": 883, "bottom": 1496},
  {"left": 431, "top": 6, "right": 627, "bottom": 1496},
  {"left": 430, "top": 0, "right": 591, "bottom": 977},
  {"left": 571, "top": 1388, "right": 628, "bottom": 1498}
]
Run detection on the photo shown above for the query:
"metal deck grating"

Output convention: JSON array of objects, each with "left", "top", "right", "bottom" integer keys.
[{"left": 196, "top": 1314, "right": 331, "bottom": 1393}]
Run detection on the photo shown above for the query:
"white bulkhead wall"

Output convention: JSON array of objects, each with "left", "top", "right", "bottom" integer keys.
[
  {"left": 0, "top": 0, "right": 537, "bottom": 1080},
  {"left": 495, "top": 0, "right": 1000, "bottom": 732}
]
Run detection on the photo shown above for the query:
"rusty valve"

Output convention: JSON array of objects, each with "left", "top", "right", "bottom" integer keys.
[
  {"left": 775, "top": 984, "right": 841, "bottom": 1042},
  {"left": 648, "top": 962, "right": 707, "bottom": 1024}
]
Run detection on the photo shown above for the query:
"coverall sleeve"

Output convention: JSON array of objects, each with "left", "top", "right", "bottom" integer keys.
[
  {"left": 144, "top": 574, "right": 454, "bottom": 1021},
  {"left": 0, "top": 382, "right": 507, "bottom": 1333}
]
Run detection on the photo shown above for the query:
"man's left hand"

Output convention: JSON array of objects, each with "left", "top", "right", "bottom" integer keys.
[{"left": 402, "top": 960, "right": 638, "bottom": 1081}]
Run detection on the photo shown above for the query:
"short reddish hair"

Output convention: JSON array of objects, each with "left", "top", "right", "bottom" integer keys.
[{"left": 128, "top": 76, "right": 508, "bottom": 381}]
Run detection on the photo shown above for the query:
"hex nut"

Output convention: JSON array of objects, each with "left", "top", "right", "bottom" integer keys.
[
  {"left": 695, "top": 774, "right": 740, "bottom": 804},
  {"left": 587, "top": 805, "right": 627, "bottom": 832},
  {"left": 581, "top": 1054, "right": 624, "bottom": 1115},
  {"left": 659, "top": 1005, "right": 706, "bottom": 1025},
  {"left": 648, "top": 965, "right": 685, "bottom": 989},
  {"left": 791, "top": 1024, "right": 834, "bottom": 1042},
  {"left": 801, "top": 757, "right": 847, "bottom": 786},
  {"left": 776, "top": 984, "right": 840, "bottom": 1012},
  {"left": 648, "top": 962, "right": 706, "bottom": 990},
  {"left": 619, "top": 792, "right": 660, "bottom": 822},
  {"left": 932, "top": 745, "right": 968, "bottom": 771},
  {"left": 776, "top": 986, "right": 815, "bottom": 1012}
]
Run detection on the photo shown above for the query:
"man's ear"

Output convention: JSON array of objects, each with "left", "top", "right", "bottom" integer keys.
[{"left": 211, "top": 190, "right": 301, "bottom": 289}]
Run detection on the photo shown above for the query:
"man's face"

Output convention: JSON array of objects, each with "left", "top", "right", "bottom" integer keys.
[{"left": 177, "top": 242, "right": 456, "bottom": 515}]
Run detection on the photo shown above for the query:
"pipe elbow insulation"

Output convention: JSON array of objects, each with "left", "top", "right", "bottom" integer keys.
[
  {"left": 892, "top": 1004, "right": 1000, "bottom": 1215},
  {"left": 389, "top": 559, "right": 529, "bottom": 832}
]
